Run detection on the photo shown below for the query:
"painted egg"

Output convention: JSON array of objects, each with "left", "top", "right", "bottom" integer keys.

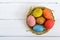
[
  {"left": 33, "top": 24, "right": 44, "bottom": 32},
  {"left": 43, "top": 8, "right": 53, "bottom": 19},
  {"left": 44, "top": 20, "right": 54, "bottom": 29},
  {"left": 27, "top": 15, "right": 36, "bottom": 27},
  {"left": 32, "top": 8, "right": 43, "bottom": 17},
  {"left": 36, "top": 17, "right": 45, "bottom": 24}
]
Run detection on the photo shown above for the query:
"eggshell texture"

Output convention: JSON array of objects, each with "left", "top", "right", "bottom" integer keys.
[
  {"left": 44, "top": 20, "right": 54, "bottom": 29},
  {"left": 32, "top": 8, "right": 43, "bottom": 17},
  {"left": 33, "top": 24, "right": 44, "bottom": 32},
  {"left": 36, "top": 17, "right": 45, "bottom": 24},
  {"left": 27, "top": 15, "right": 36, "bottom": 27},
  {"left": 43, "top": 8, "right": 53, "bottom": 19}
]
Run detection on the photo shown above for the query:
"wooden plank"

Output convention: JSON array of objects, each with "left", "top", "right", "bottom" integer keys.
[
  {"left": 0, "top": 19, "right": 59, "bottom": 36},
  {"left": 0, "top": 3, "right": 59, "bottom": 19},
  {"left": 0, "top": 0, "right": 58, "bottom": 2},
  {"left": 0, "top": 37, "right": 60, "bottom": 40}
]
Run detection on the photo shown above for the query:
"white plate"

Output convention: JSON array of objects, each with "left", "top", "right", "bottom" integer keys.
[{"left": 0, "top": 2, "right": 59, "bottom": 36}]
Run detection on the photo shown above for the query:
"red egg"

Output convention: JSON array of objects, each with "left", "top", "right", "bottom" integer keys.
[{"left": 44, "top": 20, "right": 54, "bottom": 29}]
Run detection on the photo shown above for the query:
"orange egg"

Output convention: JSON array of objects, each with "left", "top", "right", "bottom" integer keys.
[
  {"left": 36, "top": 17, "right": 45, "bottom": 24},
  {"left": 43, "top": 8, "right": 53, "bottom": 19}
]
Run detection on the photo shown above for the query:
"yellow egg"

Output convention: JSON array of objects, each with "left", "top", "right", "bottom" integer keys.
[{"left": 32, "top": 8, "right": 43, "bottom": 17}]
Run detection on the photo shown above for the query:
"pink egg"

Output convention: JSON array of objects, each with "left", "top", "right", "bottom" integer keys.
[{"left": 27, "top": 15, "right": 36, "bottom": 27}]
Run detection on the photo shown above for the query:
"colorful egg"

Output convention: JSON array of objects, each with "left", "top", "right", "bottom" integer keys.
[
  {"left": 36, "top": 17, "right": 45, "bottom": 24},
  {"left": 43, "top": 8, "right": 53, "bottom": 19},
  {"left": 27, "top": 15, "right": 36, "bottom": 27},
  {"left": 33, "top": 24, "right": 44, "bottom": 32},
  {"left": 44, "top": 20, "right": 54, "bottom": 29},
  {"left": 32, "top": 8, "right": 43, "bottom": 17}
]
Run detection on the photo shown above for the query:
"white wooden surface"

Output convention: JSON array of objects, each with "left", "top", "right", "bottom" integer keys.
[
  {"left": 0, "top": 2, "right": 59, "bottom": 36},
  {"left": 0, "top": 0, "right": 58, "bottom": 2},
  {"left": 0, "top": 37, "right": 60, "bottom": 40},
  {"left": 0, "top": 0, "right": 60, "bottom": 40}
]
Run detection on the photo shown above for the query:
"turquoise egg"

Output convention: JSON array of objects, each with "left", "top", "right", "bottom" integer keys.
[{"left": 33, "top": 24, "right": 44, "bottom": 32}]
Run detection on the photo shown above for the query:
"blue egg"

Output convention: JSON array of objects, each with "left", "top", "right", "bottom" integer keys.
[{"left": 33, "top": 24, "right": 44, "bottom": 32}]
